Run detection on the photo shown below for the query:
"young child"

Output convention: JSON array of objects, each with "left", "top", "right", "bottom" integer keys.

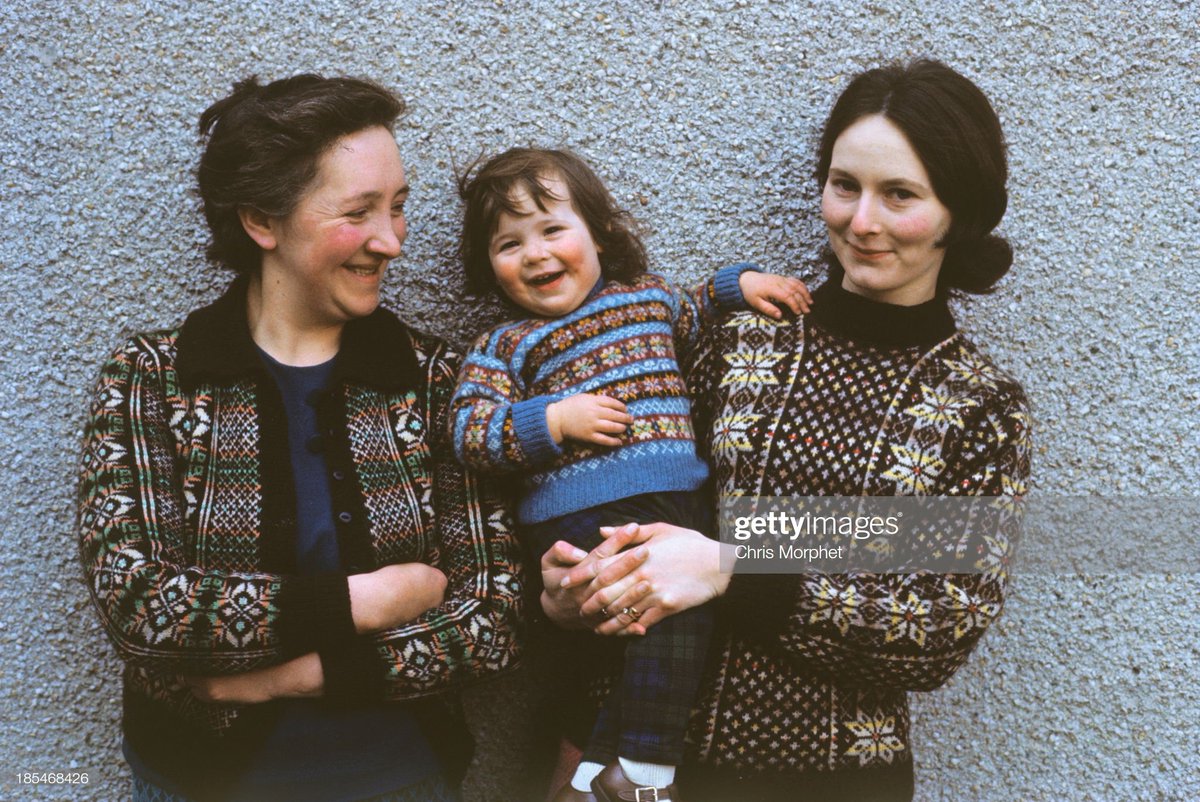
[{"left": 451, "top": 147, "right": 809, "bottom": 802}]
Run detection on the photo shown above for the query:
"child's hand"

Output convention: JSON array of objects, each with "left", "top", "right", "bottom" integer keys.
[
  {"left": 739, "top": 271, "right": 812, "bottom": 319},
  {"left": 546, "top": 393, "right": 632, "bottom": 446}
]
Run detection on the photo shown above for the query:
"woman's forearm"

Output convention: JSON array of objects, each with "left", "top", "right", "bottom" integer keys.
[
  {"left": 184, "top": 563, "right": 448, "bottom": 704},
  {"left": 347, "top": 563, "right": 448, "bottom": 634},
  {"left": 184, "top": 652, "right": 325, "bottom": 704}
]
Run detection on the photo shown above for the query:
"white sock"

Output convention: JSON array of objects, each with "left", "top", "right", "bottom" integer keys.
[
  {"left": 618, "top": 757, "right": 676, "bottom": 787},
  {"left": 571, "top": 761, "right": 605, "bottom": 792}
]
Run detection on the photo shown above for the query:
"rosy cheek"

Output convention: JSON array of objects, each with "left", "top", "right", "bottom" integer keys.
[
  {"left": 495, "top": 261, "right": 518, "bottom": 284},
  {"left": 890, "top": 214, "right": 939, "bottom": 243},
  {"left": 316, "top": 225, "right": 365, "bottom": 258},
  {"left": 820, "top": 194, "right": 843, "bottom": 227},
  {"left": 563, "top": 239, "right": 601, "bottom": 274}
]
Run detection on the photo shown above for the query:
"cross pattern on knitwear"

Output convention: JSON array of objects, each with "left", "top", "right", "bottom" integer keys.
[{"left": 673, "top": 308, "right": 1030, "bottom": 774}]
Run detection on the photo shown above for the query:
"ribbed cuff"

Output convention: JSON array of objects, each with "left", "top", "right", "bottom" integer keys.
[
  {"left": 511, "top": 396, "right": 564, "bottom": 466},
  {"left": 712, "top": 262, "right": 760, "bottom": 310},
  {"left": 320, "top": 638, "right": 385, "bottom": 703},
  {"left": 274, "top": 573, "right": 356, "bottom": 654}
]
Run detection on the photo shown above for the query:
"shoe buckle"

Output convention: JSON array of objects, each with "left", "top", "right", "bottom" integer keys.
[{"left": 634, "top": 788, "right": 660, "bottom": 802}]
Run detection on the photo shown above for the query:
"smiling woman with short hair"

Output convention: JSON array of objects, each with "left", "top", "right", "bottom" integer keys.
[{"left": 77, "top": 74, "right": 522, "bottom": 802}]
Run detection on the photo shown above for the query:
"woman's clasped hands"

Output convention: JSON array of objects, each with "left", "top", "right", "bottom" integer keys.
[{"left": 541, "top": 522, "right": 732, "bottom": 637}]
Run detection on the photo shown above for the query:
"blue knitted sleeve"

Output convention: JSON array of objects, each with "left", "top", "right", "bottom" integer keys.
[
  {"left": 449, "top": 330, "right": 564, "bottom": 472},
  {"left": 711, "top": 262, "right": 757, "bottom": 310},
  {"left": 666, "top": 263, "right": 756, "bottom": 362}
]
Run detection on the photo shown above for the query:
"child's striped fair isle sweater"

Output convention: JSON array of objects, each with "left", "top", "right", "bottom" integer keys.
[{"left": 451, "top": 267, "right": 749, "bottom": 524}]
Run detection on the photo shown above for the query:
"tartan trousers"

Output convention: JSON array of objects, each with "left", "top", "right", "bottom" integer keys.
[{"left": 523, "top": 490, "right": 715, "bottom": 765}]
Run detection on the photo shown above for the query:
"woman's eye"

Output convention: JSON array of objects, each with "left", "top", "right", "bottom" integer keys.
[
  {"left": 346, "top": 209, "right": 368, "bottom": 220},
  {"left": 831, "top": 178, "right": 858, "bottom": 194},
  {"left": 888, "top": 188, "right": 915, "bottom": 201},
  {"left": 391, "top": 204, "right": 406, "bottom": 216}
]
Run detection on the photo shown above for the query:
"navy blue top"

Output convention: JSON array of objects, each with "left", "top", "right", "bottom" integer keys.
[
  {"left": 259, "top": 350, "right": 340, "bottom": 574},
  {"left": 124, "top": 350, "right": 443, "bottom": 802},
  {"left": 227, "top": 348, "right": 441, "bottom": 801}
]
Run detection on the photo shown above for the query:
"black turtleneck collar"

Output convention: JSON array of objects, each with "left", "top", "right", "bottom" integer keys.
[
  {"left": 174, "top": 274, "right": 420, "bottom": 393},
  {"left": 807, "top": 279, "right": 957, "bottom": 349}
]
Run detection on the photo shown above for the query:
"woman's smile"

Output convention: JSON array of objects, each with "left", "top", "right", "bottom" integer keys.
[
  {"left": 846, "top": 243, "right": 892, "bottom": 261},
  {"left": 345, "top": 261, "right": 385, "bottom": 277}
]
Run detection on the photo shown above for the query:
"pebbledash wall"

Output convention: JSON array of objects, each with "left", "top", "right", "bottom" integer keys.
[{"left": 1, "top": 1, "right": 1196, "bottom": 799}]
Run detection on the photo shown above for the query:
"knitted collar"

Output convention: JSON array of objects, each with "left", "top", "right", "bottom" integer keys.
[
  {"left": 175, "top": 274, "right": 420, "bottom": 393},
  {"left": 808, "top": 279, "right": 957, "bottom": 348}
]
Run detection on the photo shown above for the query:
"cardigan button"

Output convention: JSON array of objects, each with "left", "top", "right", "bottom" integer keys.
[
  {"left": 332, "top": 470, "right": 345, "bottom": 481},
  {"left": 338, "top": 511, "right": 352, "bottom": 524}
]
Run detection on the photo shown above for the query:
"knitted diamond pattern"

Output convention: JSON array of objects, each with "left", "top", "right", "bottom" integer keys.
[
  {"left": 78, "top": 325, "right": 523, "bottom": 730},
  {"left": 677, "top": 309, "right": 1030, "bottom": 774}
]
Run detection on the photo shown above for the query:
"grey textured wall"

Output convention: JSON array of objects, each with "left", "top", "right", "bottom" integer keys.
[{"left": 2, "top": 1, "right": 1197, "bottom": 800}]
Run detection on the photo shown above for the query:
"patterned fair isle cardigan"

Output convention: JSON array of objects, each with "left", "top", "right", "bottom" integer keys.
[
  {"left": 77, "top": 278, "right": 523, "bottom": 775},
  {"left": 679, "top": 279, "right": 1031, "bottom": 776}
]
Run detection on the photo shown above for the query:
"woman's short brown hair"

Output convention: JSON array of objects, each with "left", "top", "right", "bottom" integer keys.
[{"left": 197, "top": 74, "right": 405, "bottom": 274}]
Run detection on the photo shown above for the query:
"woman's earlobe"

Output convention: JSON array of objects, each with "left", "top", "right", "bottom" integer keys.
[{"left": 238, "top": 206, "right": 278, "bottom": 251}]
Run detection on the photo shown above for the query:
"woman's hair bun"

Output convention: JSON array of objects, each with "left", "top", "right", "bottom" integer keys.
[{"left": 940, "top": 234, "right": 1013, "bottom": 295}]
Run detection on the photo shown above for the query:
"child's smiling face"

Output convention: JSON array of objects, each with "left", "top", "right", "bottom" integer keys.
[{"left": 488, "top": 175, "right": 603, "bottom": 318}]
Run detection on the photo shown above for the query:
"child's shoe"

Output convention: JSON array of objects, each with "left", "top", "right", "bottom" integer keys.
[{"left": 591, "top": 762, "right": 683, "bottom": 802}]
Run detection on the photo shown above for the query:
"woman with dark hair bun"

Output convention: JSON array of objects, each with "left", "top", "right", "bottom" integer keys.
[
  {"left": 540, "top": 59, "right": 1030, "bottom": 801},
  {"left": 815, "top": 57, "right": 1014, "bottom": 297},
  {"left": 78, "top": 74, "right": 522, "bottom": 801}
]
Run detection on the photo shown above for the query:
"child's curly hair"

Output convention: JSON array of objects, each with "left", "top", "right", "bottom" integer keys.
[{"left": 457, "top": 147, "right": 648, "bottom": 296}]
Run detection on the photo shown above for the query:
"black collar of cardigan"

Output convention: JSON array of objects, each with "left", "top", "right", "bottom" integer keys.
[
  {"left": 175, "top": 274, "right": 420, "bottom": 393},
  {"left": 808, "top": 279, "right": 958, "bottom": 349}
]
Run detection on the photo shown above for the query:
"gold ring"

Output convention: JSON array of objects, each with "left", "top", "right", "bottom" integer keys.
[{"left": 621, "top": 606, "right": 642, "bottom": 622}]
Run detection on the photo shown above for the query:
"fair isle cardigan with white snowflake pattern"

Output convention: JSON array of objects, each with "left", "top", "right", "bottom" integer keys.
[
  {"left": 77, "top": 278, "right": 522, "bottom": 780},
  {"left": 451, "top": 269, "right": 747, "bottom": 524},
  {"left": 679, "top": 280, "right": 1030, "bottom": 776}
]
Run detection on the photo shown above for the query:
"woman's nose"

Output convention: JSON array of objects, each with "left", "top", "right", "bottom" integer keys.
[
  {"left": 368, "top": 215, "right": 404, "bottom": 258},
  {"left": 850, "top": 197, "right": 881, "bottom": 237}
]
